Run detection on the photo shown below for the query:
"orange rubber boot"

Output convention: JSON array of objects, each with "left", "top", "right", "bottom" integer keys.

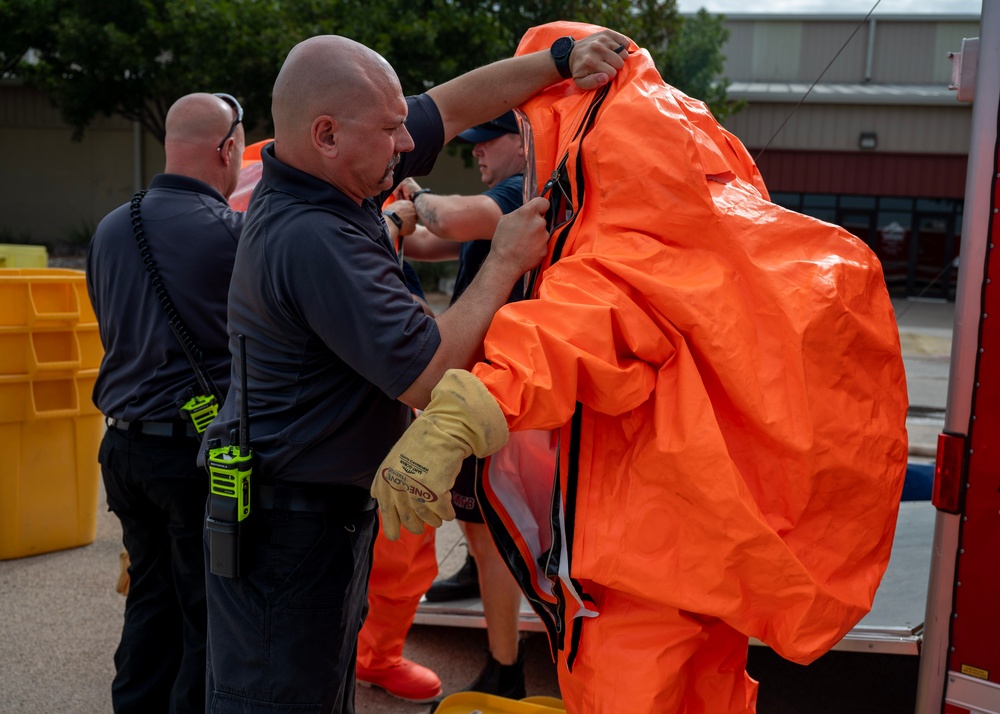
[{"left": 356, "top": 517, "right": 441, "bottom": 702}]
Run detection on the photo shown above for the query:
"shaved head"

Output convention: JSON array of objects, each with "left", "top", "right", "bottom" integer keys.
[
  {"left": 269, "top": 35, "right": 413, "bottom": 202},
  {"left": 165, "top": 93, "right": 235, "bottom": 150},
  {"left": 163, "top": 92, "right": 245, "bottom": 200},
  {"left": 273, "top": 36, "right": 399, "bottom": 149}
]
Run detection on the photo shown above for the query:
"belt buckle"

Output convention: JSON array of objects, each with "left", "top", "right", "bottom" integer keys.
[{"left": 107, "top": 417, "right": 127, "bottom": 431}]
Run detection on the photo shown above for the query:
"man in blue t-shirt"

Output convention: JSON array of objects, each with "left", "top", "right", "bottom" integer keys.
[
  {"left": 397, "top": 111, "right": 529, "bottom": 699},
  {"left": 200, "top": 32, "right": 629, "bottom": 713}
]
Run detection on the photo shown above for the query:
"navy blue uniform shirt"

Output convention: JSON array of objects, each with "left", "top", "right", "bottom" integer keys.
[
  {"left": 87, "top": 174, "right": 244, "bottom": 421},
  {"left": 205, "top": 94, "right": 444, "bottom": 489}
]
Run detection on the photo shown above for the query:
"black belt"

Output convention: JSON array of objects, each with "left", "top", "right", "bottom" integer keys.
[
  {"left": 256, "top": 483, "right": 376, "bottom": 515},
  {"left": 107, "top": 417, "right": 198, "bottom": 439}
]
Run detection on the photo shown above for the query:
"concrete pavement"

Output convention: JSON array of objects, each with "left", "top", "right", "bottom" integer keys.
[{"left": 0, "top": 296, "right": 954, "bottom": 713}]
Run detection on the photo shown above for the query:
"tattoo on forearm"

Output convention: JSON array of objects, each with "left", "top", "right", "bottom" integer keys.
[{"left": 419, "top": 201, "right": 440, "bottom": 230}]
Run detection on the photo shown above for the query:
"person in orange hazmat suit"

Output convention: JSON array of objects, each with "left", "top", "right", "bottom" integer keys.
[{"left": 372, "top": 21, "right": 909, "bottom": 714}]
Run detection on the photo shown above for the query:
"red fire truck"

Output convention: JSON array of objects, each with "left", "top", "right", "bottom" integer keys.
[{"left": 914, "top": 1, "right": 1000, "bottom": 712}]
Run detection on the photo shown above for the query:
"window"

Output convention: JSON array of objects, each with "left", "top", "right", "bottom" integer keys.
[
  {"left": 840, "top": 195, "right": 876, "bottom": 210},
  {"left": 879, "top": 197, "right": 914, "bottom": 211},
  {"left": 916, "top": 198, "right": 955, "bottom": 213},
  {"left": 770, "top": 192, "right": 801, "bottom": 209},
  {"left": 803, "top": 194, "right": 836, "bottom": 208}
]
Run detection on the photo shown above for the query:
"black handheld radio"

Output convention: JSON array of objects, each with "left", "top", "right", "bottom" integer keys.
[{"left": 205, "top": 335, "right": 252, "bottom": 578}]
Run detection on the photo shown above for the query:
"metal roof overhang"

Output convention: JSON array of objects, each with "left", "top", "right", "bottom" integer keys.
[
  {"left": 727, "top": 82, "right": 961, "bottom": 106},
  {"left": 715, "top": 13, "right": 979, "bottom": 21}
]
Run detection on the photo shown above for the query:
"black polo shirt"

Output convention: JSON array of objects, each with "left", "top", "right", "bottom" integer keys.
[
  {"left": 87, "top": 174, "right": 244, "bottom": 421},
  {"left": 205, "top": 94, "right": 444, "bottom": 489}
]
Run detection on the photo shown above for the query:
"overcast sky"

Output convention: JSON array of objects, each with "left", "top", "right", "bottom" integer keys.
[{"left": 676, "top": 0, "right": 981, "bottom": 14}]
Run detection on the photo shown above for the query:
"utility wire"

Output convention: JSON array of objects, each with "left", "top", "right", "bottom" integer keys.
[
  {"left": 754, "top": 0, "right": 882, "bottom": 162},
  {"left": 744, "top": 0, "right": 960, "bottom": 321}
]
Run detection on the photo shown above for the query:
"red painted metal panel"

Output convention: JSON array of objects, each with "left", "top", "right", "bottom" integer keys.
[
  {"left": 752, "top": 150, "right": 968, "bottom": 198},
  {"left": 947, "top": 143, "right": 1000, "bottom": 687}
]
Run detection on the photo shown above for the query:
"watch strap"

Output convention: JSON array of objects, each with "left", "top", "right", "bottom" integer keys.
[
  {"left": 383, "top": 210, "right": 403, "bottom": 230},
  {"left": 551, "top": 36, "right": 575, "bottom": 80}
]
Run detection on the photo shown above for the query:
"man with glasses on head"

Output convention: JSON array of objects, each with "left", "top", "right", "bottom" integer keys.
[
  {"left": 214, "top": 92, "right": 244, "bottom": 151},
  {"left": 86, "top": 91, "right": 246, "bottom": 714}
]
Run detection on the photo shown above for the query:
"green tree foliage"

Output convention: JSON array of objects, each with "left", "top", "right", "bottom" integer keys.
[
  {"left": 0, "top": 0, "right": 57, "bottom": 76},
  {"left": 2, "top": 0, "right": 735, "bottom": 143}
]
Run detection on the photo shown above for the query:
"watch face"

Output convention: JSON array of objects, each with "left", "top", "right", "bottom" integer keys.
[{"left": 552, "top": 36, "right": 574, "bottom": 59}]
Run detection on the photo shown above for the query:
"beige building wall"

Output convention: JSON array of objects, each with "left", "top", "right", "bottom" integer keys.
[
  {"left": 0, "top": 83, "right": 479, "bottom": 245},
  {"left": 0, "top": 126, "right": 163, "bottom": 241},
  {"left": 724, "top": 103, "right": 973, "bottom": 154},
  {"left": 723, "top": 16, "right": 979, "bottom": 85},
  {"left": 720, "top": 15, "right": 978, "bottom": 156},
  {"left": 0, "top": 84, "right": 165, "bottom": 243}
]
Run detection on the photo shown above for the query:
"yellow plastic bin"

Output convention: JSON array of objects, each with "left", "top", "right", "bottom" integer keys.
[
  {"left": 520, "top": 698, "right": 565, "bottom": 710},
  {"left": 433, "top": 693, "right": 565, "bottom": 713},
  {"left": 0, "top": 268, "right": 95, "bottom": 328},
  {"left": 0, "top": 268, "right": 100, "bottom": 377},
  {"left": 0, "top": 268, "right": 104, "bottom": 561},
  {"left": 0, "top": 369, "right": 102, "bottom": 559},
  {"left": 0, "top": 324, "right": 102, "bottom": 375},
  {"left": 0, "top": 244, "right": 48, "bottom": 268}
]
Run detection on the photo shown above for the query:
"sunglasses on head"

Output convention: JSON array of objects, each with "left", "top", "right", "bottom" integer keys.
[{"left": 213, "top": 93, "right": 244, "bottom": 151}]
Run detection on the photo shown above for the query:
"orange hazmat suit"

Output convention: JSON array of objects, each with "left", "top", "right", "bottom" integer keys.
[
  {"left": 472, "top": 21, "right": 909, "bottom": 713},
  {"left": 227, "top": 139, "right": 270, "bottom": 212}
]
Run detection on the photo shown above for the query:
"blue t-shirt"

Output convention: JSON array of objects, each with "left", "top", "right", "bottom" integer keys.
[
  {"left": 402, "top": 261, "right": 426, "bottom": 300},
  {"left": 450, "top": 173, "right": 524, "bottom": 304},
  {"left": 204, "top": 94, "right": 445, "bottom": 488}
]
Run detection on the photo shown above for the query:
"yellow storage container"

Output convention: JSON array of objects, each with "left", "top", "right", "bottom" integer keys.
[
  {"left": 0, "top": 370, "right": 102, "bottom": 560},
  {"left": 0, "top": 272, "right": 104, "bottom": 561},
  {"left": 433, "top": 693, "right": 565, "bottom": 714},
  {"left": 0, "top": 324, "right": 102, "bottom": 376},
  {"left": 0, "top": 268, "right": 95, "bottom": 328},
  {"left": 520, "top": 698, "right": 565, "bottom": 710},
  {"left": 0, "top": 369, "right": 98, "bottom": 423},
  {"left": 0, "top": 244, "right": 48, "bottom": 268}
]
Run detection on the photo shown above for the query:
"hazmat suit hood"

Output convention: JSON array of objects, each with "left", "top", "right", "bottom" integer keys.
[{"left": 474, "top": 20, "right": 909, "bottom": 669}]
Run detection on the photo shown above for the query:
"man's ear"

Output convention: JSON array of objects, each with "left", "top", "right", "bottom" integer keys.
[
  {"left": 510, "top": 133, "right": 525, "bottom": 157},
  {"left": 312, "top": 116, "right": 339, "bottom": 158},
  {"left": 218, "top": 138, "right": 236, "bottom": 166}
]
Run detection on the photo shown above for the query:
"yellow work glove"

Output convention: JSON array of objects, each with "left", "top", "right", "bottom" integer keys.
[{"left": 373, "top": 369, "right": 509, "bottom": 540}]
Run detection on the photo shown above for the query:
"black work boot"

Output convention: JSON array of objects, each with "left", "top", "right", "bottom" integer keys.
[
  {"left": 424, "top": 552, "right": 479, "bottom": 602},
  {"left": 462, "top": 649, "right": 526, "bottom": 700}
]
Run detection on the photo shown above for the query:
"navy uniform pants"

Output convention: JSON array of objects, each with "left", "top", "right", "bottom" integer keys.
[
  {"left": 205, "top": 483, "right": 377, "bottom": 714},
  {"left": 99, "top": 425, "right": 207, "bottom": 714}
]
